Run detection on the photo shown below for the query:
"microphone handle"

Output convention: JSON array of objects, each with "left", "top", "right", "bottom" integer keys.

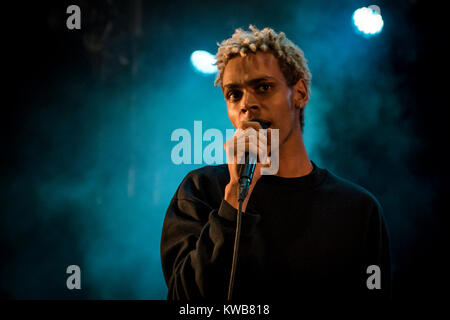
[
  {"left": 237, "top": 120, "right": 268, "bottom": 202},
  {"left": 238, "top": 153, "right": 256, "bottom": 202}
]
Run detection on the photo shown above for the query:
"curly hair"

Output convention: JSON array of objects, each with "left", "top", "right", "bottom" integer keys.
[{"left": 214, "top": 25, "right": 312, "bottom": 131}]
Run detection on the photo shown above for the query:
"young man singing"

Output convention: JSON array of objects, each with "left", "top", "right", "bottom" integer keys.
[{"left": 161, "top": 26, "right": 391, "bottom": 301}]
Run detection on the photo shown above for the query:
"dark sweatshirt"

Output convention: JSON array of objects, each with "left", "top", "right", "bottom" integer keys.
[{"left": 161, "top": 162, "right": 391, "bottom": 301}]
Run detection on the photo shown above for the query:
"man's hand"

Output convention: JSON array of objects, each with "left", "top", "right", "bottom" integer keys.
[{"left": 224, "top": 121, "right": 272, "bottom": 212}]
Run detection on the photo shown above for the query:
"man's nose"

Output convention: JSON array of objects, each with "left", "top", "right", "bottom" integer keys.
[{"left": 240, "top": 90, "right": 260, "bottom": 114}]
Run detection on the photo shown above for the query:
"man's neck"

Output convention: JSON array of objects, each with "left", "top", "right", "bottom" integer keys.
[{"left": 275, "top": 128, "right": 312, "bottom": 178}]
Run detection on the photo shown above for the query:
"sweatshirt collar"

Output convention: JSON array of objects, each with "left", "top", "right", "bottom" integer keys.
[{"left": 257, "top": 161, "right": 327, "bottom": 190}]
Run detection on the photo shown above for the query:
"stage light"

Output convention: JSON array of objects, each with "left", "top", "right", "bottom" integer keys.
[
  {"left": 190, "top": 50, "right": 218, "bottom": 74},
  {"left": 352, "top": 5, "right": 384, "bottom": 36}
]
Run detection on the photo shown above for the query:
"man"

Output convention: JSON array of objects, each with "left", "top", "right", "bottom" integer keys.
[{"left": 161, "top": 26, "right": 391, "bottom": 300}]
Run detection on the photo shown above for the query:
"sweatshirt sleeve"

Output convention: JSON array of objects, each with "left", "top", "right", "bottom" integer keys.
[{"left": 160, "top": 172, "right": 260, "bottom": 300}]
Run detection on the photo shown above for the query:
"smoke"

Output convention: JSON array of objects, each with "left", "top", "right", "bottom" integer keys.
[
  {"left": 295, "top": 1, "right": 435, "bottom": 278},
  {"left": 2, "top": 0, "right": 435, "bottom": 299}
]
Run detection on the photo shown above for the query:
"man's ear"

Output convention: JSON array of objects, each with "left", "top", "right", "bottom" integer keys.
[{"left": 293, "top": 79, "right": 309, "bottom": 109}]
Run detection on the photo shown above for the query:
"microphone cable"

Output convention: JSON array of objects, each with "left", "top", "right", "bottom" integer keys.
[
  {"left": 228, "top": 153, "right": 256, "bottom": 300},
  {"left": 227, "top": 198, "right": 244, "bottom": 300}
]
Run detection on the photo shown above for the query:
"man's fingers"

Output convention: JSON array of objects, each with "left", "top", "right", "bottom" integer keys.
[
  {"left": 224, "top": 126, "right": 271, "bottom": 164},
  {"left": 240, "top": 120, "right": 262, "bottom": 131},
  {"left": 235, "top": 140, "right": 259, "bottom": 162}
]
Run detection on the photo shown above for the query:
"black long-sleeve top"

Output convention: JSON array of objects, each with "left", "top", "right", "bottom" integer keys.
[{"left": 161, "top": 162, "right": 391, "bottom": 301}]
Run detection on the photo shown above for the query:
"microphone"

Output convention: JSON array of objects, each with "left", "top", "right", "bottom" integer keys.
[
  {"left": 228, "top": 119, "right": 269, "bottom": 300},
  {"left": 237, "top": 120, "right": 269, "bottom": 203}
]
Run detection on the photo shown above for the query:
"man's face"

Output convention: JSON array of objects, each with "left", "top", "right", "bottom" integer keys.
[{"left": 222, "top": 51, "right": 305, "bottom": 146}]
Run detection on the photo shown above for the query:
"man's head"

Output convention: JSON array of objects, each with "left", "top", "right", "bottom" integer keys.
[{"left": 215, "top": 25, "right": 311, "bottom": 134}]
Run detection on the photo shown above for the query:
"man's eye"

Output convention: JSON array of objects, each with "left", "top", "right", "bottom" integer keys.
[
  {"left": 257, "top": 83, "right": 272, "bottom": 93},
  {"left": 227, "top": 91, "right": 242, "bottom": 101}
]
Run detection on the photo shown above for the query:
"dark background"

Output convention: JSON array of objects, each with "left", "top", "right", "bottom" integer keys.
[{"left": 1, "top": 0, "right": 447, "bottom": 301}]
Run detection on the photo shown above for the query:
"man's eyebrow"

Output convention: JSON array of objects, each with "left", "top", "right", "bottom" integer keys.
[{"left": 223, "top": 77, "right": 276, "bottom": 90}]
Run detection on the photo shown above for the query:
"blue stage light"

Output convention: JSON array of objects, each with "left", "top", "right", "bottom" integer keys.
[
  {"left": 190, "top": 50, "right": 218, "bottom": 74},
  {"left": 352, "top": 5, "right": 384, "bottom": 36}
]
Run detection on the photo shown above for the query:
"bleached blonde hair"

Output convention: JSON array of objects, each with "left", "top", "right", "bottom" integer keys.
[{"left": 214, "top": 25, "right": 311, "bottom": 130}]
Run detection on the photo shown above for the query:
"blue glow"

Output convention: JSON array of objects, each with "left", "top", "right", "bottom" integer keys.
[
  {"left": 190, "top": 50, "right": 218, "bottom": 74},
  {"left": 352, "top": 6, "right": 384, "bottom": 36}
]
